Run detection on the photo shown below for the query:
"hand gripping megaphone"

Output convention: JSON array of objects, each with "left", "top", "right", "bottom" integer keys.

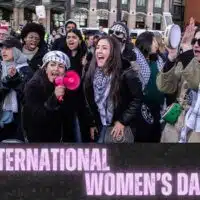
[{"left": 55, "top": 70, "right": 80, "bottom": 101}]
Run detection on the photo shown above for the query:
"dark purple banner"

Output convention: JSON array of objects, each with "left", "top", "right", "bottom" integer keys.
[{"left": 0, "top": 144, "right": 199, "bottom": 200}]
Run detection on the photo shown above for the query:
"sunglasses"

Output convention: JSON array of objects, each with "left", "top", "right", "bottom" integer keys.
[
  {"left": 191, "top": 38, "right": 200, "bottom": 46},
  {"left": 108, "top": 29, "right": 124, "bottom": 36}
]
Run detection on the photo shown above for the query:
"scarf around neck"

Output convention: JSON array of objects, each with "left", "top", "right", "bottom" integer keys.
[
  {"left": 23, "top": 46, "right": 39, "bottom": 61},
  {"left": 93, "top": 67, "right": 114, "bottom": 126},
  {"left": 134, "top": 47, "right": 164, "bottom": 90},
  {"left": 179, "top": 85, "right": 200, "bottom": 143},
  {"left": 1, "top": 47, "right": 28, "bottom": 113}
]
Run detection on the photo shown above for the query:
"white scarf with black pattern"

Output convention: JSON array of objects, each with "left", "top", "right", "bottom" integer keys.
[
  {"left": 93, "top": 67, "right": 114, "bottom": 126},
  {"left": 134, "top": 47, "right": 164, "bottom": 90},
  {"left": 179, "top": 86, "right": 200, "bottom": 143}
]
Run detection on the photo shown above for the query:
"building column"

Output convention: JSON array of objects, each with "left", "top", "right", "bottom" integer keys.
[
  {"left": 88, "top": 0, "right": 97, "bottom": 27},
  {"left": 109, "top": 0, "right": 117, "bottom": 27},
  {"left": 146, "top": 0, "right": 153, "bottom": 29},
  {"left": 163, "top": 0, "right": 170, "bottom": 12},
  {"left": 13, "top": 7, "right": 19, "bottom": 30},
  {"left": 70, "top": 0, "right": 75, "bottom": 19},
  {"left": 18, "top": 8, "right": 24, "bottom": 26},
  {"left": 162, "top": 0, "right": 171, "bottom": 30},
  {"left": 46, "top": 9, "right": 51, "bottom": 33},
  {"left": 128, "top": 0, "right": 136, "bottom": 29}
]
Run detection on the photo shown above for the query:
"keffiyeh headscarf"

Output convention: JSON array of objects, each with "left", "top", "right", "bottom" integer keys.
[
  {"left": 110, "top": 22, "right": 129, "bottom": 42},
  {"left": 134, "top": 47, "right": 164, "bottom": 90},
  {"left": 93, "top": 67, "right": 114, "bottom": 126},
  {"left": 42, "top": 51, "right": 71, "bottom": 70}
]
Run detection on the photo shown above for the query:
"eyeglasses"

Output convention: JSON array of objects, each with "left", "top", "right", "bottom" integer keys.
[
  {"left": 191, "top": 38, "right": 200, "bottom": 46},
  {"left": 108, "top": 29, "right": 124, "bottom": 36}
]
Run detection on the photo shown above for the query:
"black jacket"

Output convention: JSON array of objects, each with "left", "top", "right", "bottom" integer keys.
[
  {"left": 52, "top": 37, "right": 90, "bottom": 142},
  {"left": 84, "top": 59, "right": 143, "bottom": 131},
  {"left": 22, "top": 69, "right": 75, "bottom": 142},
  {"left": 26, "top": 42, "right": 48, "bottom": 73}
]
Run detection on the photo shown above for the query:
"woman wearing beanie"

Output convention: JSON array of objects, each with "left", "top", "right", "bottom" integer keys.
[
  {"left": 21, "top": 22, "right": 48, "bottom": 73},
  {"left": 52, "top": 29, "right": 90, "bottom": 142},
  {"left": 0, "top": 37, "right": 33, "bottom": 142},
  {"left": 22, "top": 51, "right": 77, "bottom": 143}
]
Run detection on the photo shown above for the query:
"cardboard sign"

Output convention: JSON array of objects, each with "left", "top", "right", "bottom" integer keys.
[{"left": 35, "top": 5, "right": 46, "bottom": 19}]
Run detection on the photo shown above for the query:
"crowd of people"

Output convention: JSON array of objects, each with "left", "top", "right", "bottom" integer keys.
[{"left": 0, "top": 18, "right": 199, "bottom": 143}]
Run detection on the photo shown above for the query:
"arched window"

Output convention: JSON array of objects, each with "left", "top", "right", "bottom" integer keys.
[
  {"left": 154, "top": 0, "right": 162, "bottom": 8},
  {"left": 153, "top": 14, "right": 162, "bottom": 30},
  {"left": 137, "top": 0, "right": 146, "bottom": 7},
  {"left": 136, "top": 13, "right": 146, "bottom": 28},
  {"left": 74, "top": 9, "right": 88, "bottom": 28},
  {"left": 97, "top": 9, "right": 109, "bottom": 27}
]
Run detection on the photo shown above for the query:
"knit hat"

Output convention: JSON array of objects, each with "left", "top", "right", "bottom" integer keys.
[
  {"left": 42, "top": 51, "right": 71, "bottom": 70},
  {"left": 2, "top": 36, "right": 22, "bottom": 50},
  {"left": 110, "top": 22, "right": 130, "bottom": 42},
  {"left": 65, "top": 19, "right": 77, "bottom": 29}
]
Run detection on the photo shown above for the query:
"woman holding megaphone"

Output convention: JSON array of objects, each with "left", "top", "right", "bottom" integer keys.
[
  {"left": 156, "top": 18, "right": 200, "bottom": 143},
  {"left": 22, "top": 51, "right": 80, "bottom": 142}
]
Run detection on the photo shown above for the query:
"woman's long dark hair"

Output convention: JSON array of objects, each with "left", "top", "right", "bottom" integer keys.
[
  {"left": 135, "top": 31, "right": 154, "bottom": 58},
  {"left": 84, "top": 36, "right": 122, "bottom": 107},
  {"left": 65, "top": 29, "right": 87, "bottom": 58}
]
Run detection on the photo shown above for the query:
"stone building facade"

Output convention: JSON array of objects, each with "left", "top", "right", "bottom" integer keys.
[
  {"left": 170, "top": 0, "right": 184, "bottom": 28},
  {"left": 0, "top": 0, "right": 171, "bottom": 32},
  {"left": 184, "top": 0, "right": 200, "bottom": 26}
]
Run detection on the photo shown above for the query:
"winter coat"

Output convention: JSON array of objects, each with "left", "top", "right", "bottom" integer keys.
[
  {"left": 156, "top": 50, "right": 200, "bottom": 143},
  {"left": 52, "top": 37, "right": 90, "bottom": 142},
  {"left": 22, "top": 69, "right": 76, "bottom": 143},
  {"left": 84, "top": 58, "right": 143, "bottom": 136},
  {"left": 25, "top": 42, "right": 48, "bottom": 73},
  {"left": 0, "top": 52, "right": 33, "bottom": 141}
]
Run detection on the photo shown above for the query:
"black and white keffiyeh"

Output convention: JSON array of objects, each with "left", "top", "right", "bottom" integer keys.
[
  {"left": 93, "top": 68, "right": 114, "bottom": 126},
  {"left": 42, "top": 51, "right": 71, "bottom": 70},
  {"left": 110, "top": 24, "right": 128, "bottom": 40},
  {"left": 179, "top": 86, "right": 200, "bottom": 143},
  {"left": 134, "top": 47, "right": 164, "bottom": 90}
]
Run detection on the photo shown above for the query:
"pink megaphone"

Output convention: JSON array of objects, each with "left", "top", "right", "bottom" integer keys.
[{"left": 55, "top": 70, "right": 81, "bottom": 101}]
